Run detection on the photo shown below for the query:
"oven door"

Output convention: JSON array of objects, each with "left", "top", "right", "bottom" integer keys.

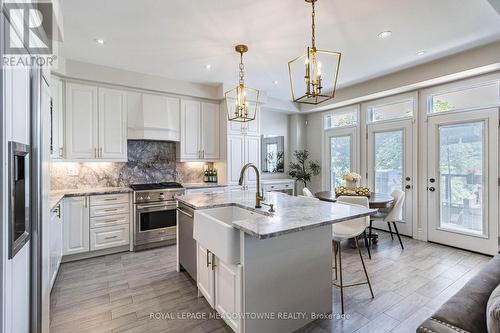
[{"left": 135, "top": 201, "right": 177, "bottom": 245}]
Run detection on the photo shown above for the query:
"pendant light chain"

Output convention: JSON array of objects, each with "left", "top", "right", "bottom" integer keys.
[
  {"left": 239, "top": 52, "right": 245, "bottom": 86},
  {"left": 311, "top": 0, "right": 316, "bottom": 49}
]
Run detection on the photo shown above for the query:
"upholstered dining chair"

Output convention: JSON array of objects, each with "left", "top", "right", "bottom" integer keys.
[
  {"left": 333, "top": 196, "right": 374, "bottom": 314},
  {"left": 302, "top": 187, "right": 314, "bottom": 197},
  {"left": 369, "top": 190, "right": 405, "bottom": 250}
]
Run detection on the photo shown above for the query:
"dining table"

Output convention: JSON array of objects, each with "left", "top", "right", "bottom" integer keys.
[
  {"left": 314, "top": 191, "right": 394, "bottom": 244},
  {"left": 314, "top": 191, "right": 394, "bottom": 209}
]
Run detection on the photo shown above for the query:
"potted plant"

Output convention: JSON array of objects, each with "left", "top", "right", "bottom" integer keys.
[{"left": 288, "top": 150, "right": 320, "bottom": 189}]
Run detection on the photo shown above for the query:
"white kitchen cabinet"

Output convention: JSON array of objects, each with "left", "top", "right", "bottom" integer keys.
[
  {"left": 201, "top": 102, "right": 220, "bottom": 159},
  {"left": 227, "top": 102, "right": 260, "bottom": 136},
  {"left": 50, "top": 77, "right": 64, "bottom": 159},
  {"left": 197, "top": 242, "right": 243, "bottom": 332},
  {"left": 98, "top": 88, "right": 127, "bottom": 160},
  {"left": 65, "top": 83, "right": 98, "bottom": 159},
  {"left": 65, "top": 82, "right": 127, "bottom": 161},
  {"left": 180, "top": 99, "right": 202, "bottom": 160},
  {"left": 227, "top": 134, "right": 245, "bottom": 184},
  {"left": 63, "top": 196, "right": 90, "bottom": 255},
  {"left": 197, "top": 243, "right": 215, "bottom": 307},
  {"left": 245, "top": 135, "right": 260, "bottom": 182},
  {"left": 227, "top": 134, "right": 261, "bottom": 185},
  {"left": 49, "top": 203, "right": 63, "bottom": 290},
  {"left": 214, "top": 259, "right": 242, "bottom": 333},
  {"left": 179, "top": 99, "right": 220, "bottom": 161},
  {"left": 90, "top": 224, "right": 130, "bottom": 251}
]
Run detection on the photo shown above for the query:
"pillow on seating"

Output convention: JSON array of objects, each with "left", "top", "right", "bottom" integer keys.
[{"left": 487, "top": 284, "right": 500, "bottom": 333}]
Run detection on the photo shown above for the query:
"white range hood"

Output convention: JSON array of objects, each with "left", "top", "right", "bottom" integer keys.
[{"left": 127, "top": 92, "right": 180, "bottom": 141}]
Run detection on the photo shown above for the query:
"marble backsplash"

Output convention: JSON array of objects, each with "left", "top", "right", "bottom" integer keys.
[{"left": 51, "top": 140, "right": 211, "bottom": 190}]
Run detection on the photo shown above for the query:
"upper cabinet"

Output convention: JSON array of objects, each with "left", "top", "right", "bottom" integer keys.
[
  {"left": 65, "top": 83, "right": 99, "bottom": 159},
  {"left": 127, "top": 92, "right": 180, "bottom": 141},
  {"left": 64, "top": 82, "right": 127, "bottom": 161},
  {"left": 98, "top": 88, "right": 127, "bottom": 159},
  {"left": 178, "top": 100, "right": 220, "bottom": 161}
]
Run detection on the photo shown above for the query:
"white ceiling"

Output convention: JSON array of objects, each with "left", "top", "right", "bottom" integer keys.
[{"left": 59, "top": 0, "right": 500, "bottom": 100}]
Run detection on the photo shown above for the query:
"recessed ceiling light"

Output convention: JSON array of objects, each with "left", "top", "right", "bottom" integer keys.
[
  {"left": 204, "top": 64, "right": 212, "bottom": 70},
  {"left": 377, "top": 31, "right": 392, "bottom": 39},
  {"left": 94, "top": 38, "right": 105, "bottom": 45},
  {"left": 273, "top": 80, "right": 279, "bottom": 85},
  {"left": 417, "top": 50, "right": 426, "bottom": 56}
]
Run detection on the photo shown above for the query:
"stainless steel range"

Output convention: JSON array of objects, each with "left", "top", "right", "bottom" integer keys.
[{"left": 130, "top": 182, "right": 184, "bottom": 251}]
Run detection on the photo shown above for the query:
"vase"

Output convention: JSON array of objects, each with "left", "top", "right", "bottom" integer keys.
[{"left": 345, "top": 179, "right": 358, "bottom": 189}]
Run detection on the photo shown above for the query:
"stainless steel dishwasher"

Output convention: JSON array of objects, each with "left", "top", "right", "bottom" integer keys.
[{"left": 177, "top": 203, "right": 196, "bottom": 281}]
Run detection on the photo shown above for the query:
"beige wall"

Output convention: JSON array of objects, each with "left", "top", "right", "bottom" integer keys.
[{"left": 301, "top": 41, "right": 500, "bottom": 113}]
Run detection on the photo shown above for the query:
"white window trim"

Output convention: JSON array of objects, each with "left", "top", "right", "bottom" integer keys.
[
  {"left": 364, "top": 92, "right": 416, "bottom": 124},
  {"left": 323, "top": 104, "right": 360, "bottom": 130},
  {"left": 426, "top": 79, "right": 500, "bottom": 116}
]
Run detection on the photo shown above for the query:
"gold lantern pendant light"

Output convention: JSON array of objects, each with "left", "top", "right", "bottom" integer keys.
[
  {"left": 225, "top": 44, "right": 260, "bottom": 122},
  {"left": 288, "top": 0, "right": 341, "bottom": 105}
]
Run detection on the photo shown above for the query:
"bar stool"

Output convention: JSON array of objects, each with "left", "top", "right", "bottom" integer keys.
[{"left": 334, "top": 196, "right": 374, "bottom": 314}]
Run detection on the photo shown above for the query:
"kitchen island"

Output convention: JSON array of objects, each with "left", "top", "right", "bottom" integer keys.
[{"left": 176, "top": 191, "right": 375, "bottom": 333}]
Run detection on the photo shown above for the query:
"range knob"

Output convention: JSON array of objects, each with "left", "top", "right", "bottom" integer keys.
[
  {"left": 146, "top": 196, "right": 151, "bottom": 200},
  {"left": 159, "top": 193, "right": 165, "bottom": 200},
  {"left": 137, "top": 196, "right": 144, "bottom": 201}
]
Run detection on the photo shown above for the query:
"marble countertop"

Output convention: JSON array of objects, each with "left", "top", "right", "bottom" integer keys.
[
  {"left": 176, "top": 191, "right": 376, "bottom": 239},
  {"left": 50, "top": 187, "right": 132, "bottom": 211},
  {"left": 183, "top": 183, "right": 228, "bottom": 189}
]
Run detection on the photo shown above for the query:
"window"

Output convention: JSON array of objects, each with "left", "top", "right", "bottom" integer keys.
[
  {"left": 429, "top": 81, "right": 500, "bottom": 113},
  {"left": 324, "top": 108, "right": 358, "bottom": 129},
  {"left": 367, "top": 99, "right": 413, "bottom": 123}
]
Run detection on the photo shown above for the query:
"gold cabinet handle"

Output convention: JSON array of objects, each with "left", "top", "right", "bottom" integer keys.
[
  {"left": 211, "top": 252, "right": 216, "bottom": 270},
  {"left": 206, "top": 249, "right": 210, "bottom": 267},
  {"left": 103, "top": 208, "right": 118, "bottom": 212},
  {"left": 104, "top": 235, "right": 118, "bottom": 240}
]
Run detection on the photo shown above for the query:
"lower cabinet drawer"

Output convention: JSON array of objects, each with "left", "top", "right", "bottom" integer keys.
[
  {"left": 90, "top": 203, "right": 129, "bottom": 217},
  {"left": 263, "top": 183, "right": 293, "bottom": 192},
  {"left": 90, "top": 214, "right": 129, "bottom": 228},
  {"left": 90, "top": 193, "right": 129, "bottom": 206},
  {"left": 90, "top": 224, "right": 129, "bottom": 251}
]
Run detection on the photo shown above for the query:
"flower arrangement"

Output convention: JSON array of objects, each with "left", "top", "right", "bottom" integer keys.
[
  {"left": 343, "top": 172, "right": 361, "bottom": 182},
  {"left": 343, "top": 172, "right": 361, "bottom": 189}
]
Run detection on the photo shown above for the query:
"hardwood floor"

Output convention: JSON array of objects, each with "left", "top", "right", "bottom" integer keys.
[{"left": 50, "top": 232, "right": 490, "bottom": 333}]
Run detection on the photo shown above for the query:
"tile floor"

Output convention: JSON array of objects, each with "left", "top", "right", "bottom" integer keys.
[{"left": 50, "top": 232, "right": 491, "bottom": 333}]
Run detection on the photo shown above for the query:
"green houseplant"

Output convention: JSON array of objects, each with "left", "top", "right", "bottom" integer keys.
[{"left": 288, "top": 150, "right": 321, "bottom": 188}]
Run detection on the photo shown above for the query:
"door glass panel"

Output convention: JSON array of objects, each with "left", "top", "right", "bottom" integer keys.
[
  {"left": 330, "top": 136, "right": 351, "bottom": 189},
  {"left": 374, "top": 130, "right": 403, "bottom": 194},
  {"left": 439, "top": 122, "right": 484, "bottom": 235}
]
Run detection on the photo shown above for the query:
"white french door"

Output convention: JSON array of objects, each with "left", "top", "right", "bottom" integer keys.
[
  {"left": 324, "top": 127, "right": 359, "bottom": 190},
  {"left": 427, "top": 108, "right": 498, "bottom": 255},
  {"left": 367, "top": 120, "right": 414, "bottom": 236}
]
